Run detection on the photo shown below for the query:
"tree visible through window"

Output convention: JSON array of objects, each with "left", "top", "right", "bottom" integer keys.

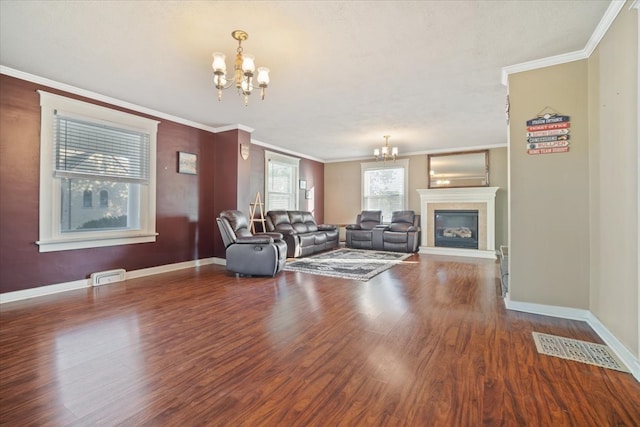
[
  {"left": 265, "top": 151, "right": 299, "bottom": 211},
  {"left": 37, "top": 90, "right": 158, "bottom": 252},
  {"left": 361, "top": 160, "right": 409, "bottom": 222}
]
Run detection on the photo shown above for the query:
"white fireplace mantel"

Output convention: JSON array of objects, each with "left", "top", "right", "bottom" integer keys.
[{"left": 417, "top": 187, "right": 499, "bottom": 259}]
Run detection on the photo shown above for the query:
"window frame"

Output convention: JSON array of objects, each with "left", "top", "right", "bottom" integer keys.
[
  {"left": 360, "top": 159, "right": 409, "bottom": 223},
  {"left": 37, "top": 91, "right": 159, "bottom": 252},
  {"left": 264, "top": 150, "right": 300, "bottom": 212}
]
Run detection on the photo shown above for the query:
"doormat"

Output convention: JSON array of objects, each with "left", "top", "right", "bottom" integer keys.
[
  {"left": 532, "top": 332, "right": 630, "bottom": 373},
  {"left": 284, "top": 248, "right": 411, "bottom": 281}
]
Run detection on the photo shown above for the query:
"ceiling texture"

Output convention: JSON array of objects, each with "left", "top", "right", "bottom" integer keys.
[{"left": 0, "top": 1, "right": 612, "bottom": 162}]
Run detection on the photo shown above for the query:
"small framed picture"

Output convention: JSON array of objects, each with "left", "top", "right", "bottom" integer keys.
[
  {"left": 299, "top": 180, "right": 307, "bottom": 190},
  {"left": 305, "top": 190, "right": 313, "bottom": 200},
  {"left": 178, "top": 152, "right": 197, "bottom": 175}
]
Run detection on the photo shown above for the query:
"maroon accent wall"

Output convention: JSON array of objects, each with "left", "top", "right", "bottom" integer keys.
[
  {"left": 0, "top": 74, "right": 327, "bottom": 294},
  {"left": 0, "top": 75, "right": 218, "bottom": 293}
]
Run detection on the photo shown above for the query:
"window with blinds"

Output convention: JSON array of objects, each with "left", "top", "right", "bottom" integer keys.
[
  {"left": 37, "top": 90, "right": 159, "bottom": 252},
  {"left": 53, "top": 113, "right": 150, "bottom": 183},
  {"left": 361, "top": 160, "right": 409, "bottom": 222},
  {"left": 265, "top": 151, "right": 299, "bottom": 211}
]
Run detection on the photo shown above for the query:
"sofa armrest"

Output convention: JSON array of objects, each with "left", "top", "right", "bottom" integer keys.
[
  {"left": 317, "top": 224, "right": 337, "bottom": 231},
  {"left": 345, "top": 224, "right": 361, "bottom": 230},
  {"left": 236, "top": 235, "right": 274, "bottom": 245},
  {"left": 257, "top": 232, "right": 284, "bottom": 241}
]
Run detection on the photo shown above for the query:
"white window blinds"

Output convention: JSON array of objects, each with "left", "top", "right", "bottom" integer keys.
[{"left": 53, "top": 112, "right": 150, "bottom": 183}]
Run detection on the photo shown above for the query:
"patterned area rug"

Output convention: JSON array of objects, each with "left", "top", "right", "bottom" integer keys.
[
  {"left": 532, "top": 332, "right": 630, "bottom": 373},
  {"left": 284, "top": 248, "right": 411, "bottom": 281}
]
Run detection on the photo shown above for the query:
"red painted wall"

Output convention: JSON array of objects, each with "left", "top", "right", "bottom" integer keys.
[
  {"left": 0, "top": 75, "right": 217, "bottom": 293},
  {"left": 0, "top": 74, "right": 326, "bottom": 294}
]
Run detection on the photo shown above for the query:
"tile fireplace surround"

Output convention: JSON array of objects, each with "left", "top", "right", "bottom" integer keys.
[{"left": 417, "top": 187, "right": 499, "bottom": 259}]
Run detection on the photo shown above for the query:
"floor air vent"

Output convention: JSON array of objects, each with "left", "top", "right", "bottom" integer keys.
[{"left": 90, "top": 269, "right": 126, "bottom": 286}]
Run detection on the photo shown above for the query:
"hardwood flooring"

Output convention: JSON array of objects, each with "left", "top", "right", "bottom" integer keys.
[{"left": 1, "top": 254, "right": 639, "bottom": 426}]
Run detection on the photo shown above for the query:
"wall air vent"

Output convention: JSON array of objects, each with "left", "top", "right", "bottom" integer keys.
[{"left": 90, "top": 269, "right": 126, "bottom": 286}]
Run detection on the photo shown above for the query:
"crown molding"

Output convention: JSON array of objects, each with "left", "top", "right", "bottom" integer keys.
[
  {"left": 501, "top": 0, "right": 626, "bottom": 86},
  {"left": 251, "top": 138, "right": 324, "bottom": 163},
  {"left": 0, "top": 66, "right": 224, "bottom": 133},
  {"left": 324, "top": 143, "right": 508, "bottom": 164},
  {"left": 214, "top": 124, "right": 255, "bottom": 134}
]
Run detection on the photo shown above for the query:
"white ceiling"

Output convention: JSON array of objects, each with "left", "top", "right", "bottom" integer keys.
[{"left": 0, "top": 1, "right": 612, "bottom": 162}]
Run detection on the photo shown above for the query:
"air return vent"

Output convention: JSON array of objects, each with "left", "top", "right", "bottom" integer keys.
[{"left": 90, "top": 269, "right": 126, "bottom": 286}]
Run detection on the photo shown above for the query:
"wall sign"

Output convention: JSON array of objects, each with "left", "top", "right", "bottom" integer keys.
[{"left": 525, "top": 112, "right": 571, "bottom": 155}]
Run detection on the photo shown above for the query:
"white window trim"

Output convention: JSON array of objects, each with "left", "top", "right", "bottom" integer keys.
[
  {"left": 360, "top": 159, "right": 410, "bottom": 221},
  {"left": 37, "top": 91, "right": 159, "bottom": 252},
  {"left": 264, "top": 150, "right": 300, "bottom": 211}
]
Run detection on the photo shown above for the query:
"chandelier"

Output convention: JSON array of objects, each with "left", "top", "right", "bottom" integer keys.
[
  {"left": 374, "top": 135, "right": 398, "bottom": 161},
  {"left": 212, "top": 30, "right": 270, "bottom": 106}
]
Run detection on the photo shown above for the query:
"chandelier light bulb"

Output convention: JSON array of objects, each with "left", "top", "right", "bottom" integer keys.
[
  {"left": 257, "top": 67, "right": 270, "bottom": 85},
  {"left": 242, "top": 54, "right": 256, "bottom": 74},
  {"left": 212, "top": 52, "right": 227, "bottom": 73}
]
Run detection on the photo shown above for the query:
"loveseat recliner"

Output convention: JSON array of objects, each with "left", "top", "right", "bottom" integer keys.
[
  {"left": 216, "top": 210, "right": 287, "bottom": 276},
  {"left": 265, "top": 210, "right": 339, "bottom": 258}
]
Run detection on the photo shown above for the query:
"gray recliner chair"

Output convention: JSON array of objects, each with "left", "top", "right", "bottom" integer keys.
[
  {"left": 345, "top": 210, "right": 382, "bottom": 249},
  {"left": 372, "top": 210, "right": 421, "bottom": 253},
  {"left": 216, "top": 210, "right": 287, "bottom": 277}
]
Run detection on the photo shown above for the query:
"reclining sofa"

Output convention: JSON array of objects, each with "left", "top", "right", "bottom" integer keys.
[
  {"left": 346, "top": 210, "right": 421, "bottom": 253},
  {"left": 265, "top": 210, "right": 339, "bottom": 258}
]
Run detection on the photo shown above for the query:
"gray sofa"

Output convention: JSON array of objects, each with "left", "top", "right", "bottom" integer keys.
[
  {"left": 265, "top": 210, "right": 339, "bottom": 258},
  {"left": 346, "top": 210, "right": 421, "bottom": 253}
]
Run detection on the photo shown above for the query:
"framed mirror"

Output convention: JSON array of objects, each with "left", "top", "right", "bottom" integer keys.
[{"left": 428, "top": 150, "right": 489, "bottom": 188}]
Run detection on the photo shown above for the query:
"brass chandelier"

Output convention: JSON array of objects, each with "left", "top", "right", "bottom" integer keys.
[
  {"left": 374, "top": 135, "right": 398, "bottom": 161},
  {"left": 212, "top": 30, "right": 270, "bottom": 106}
]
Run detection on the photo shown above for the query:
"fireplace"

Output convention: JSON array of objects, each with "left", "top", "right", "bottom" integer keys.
[
  {"left": 434, "top": 210, "right": 479, "bottom": 249},
  {"left": 417, "top": 187, "right": 498, "bottom": 259}
]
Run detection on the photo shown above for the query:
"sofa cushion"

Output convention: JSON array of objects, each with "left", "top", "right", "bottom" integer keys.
[
  {"left": 383, "top": 231, "right": 409, "bottom": 243},
  {"left": 390, "top": 210, "right": 415, "bottom": 224},
  {"left": 360, "top": 210, "right": 382, "bottom": 230},
  {"left": 313, "top": 232, "right": 327, "bottom": 245},
  {"left": 298, "top": 233, "right": 316, "bottom": 248},
  {"left": 267, "top": 210, "right": 295, "bottom": 233}
]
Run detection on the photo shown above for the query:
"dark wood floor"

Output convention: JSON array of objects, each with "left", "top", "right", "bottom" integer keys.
[{"left": 1, "top": 254, "right": 639, "bottom": 426}]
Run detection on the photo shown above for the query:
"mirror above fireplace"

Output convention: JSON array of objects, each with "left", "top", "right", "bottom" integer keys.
[{"left": 428, "top": 150, "right": 489, "bottom": 189}]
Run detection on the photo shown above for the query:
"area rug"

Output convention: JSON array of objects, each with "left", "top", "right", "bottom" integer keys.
[
  {"left": 284, "top": 248, "right": 411, "bottom": 281},
  {"left": 532, "top": 332, "right": 630, "bottom": 373}
]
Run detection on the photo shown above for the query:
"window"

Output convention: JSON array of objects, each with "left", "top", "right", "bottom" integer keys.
[
  {"left": 264, "top": 150, "right": 299, "bottom": 211},
  {"left": 99, "top": 190, "right": 109, "bottom": 208},
  {"left": 361, "top": 159, "right": 409, "bottom": 222},
  {"left": 83, "top": 189, "right": 93, "bottom": 208},
  {"left": 37, "top": 91, "right": 159, "bottom": 252}
]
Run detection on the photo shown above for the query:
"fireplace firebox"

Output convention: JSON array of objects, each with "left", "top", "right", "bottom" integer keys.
[{"left": 434, "top": 210, "right": 479, "bottom": 249}]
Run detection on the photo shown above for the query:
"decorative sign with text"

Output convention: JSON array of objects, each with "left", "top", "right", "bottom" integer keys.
[{"left": 526, "top": 114, "right": 571, "bottom": 155}]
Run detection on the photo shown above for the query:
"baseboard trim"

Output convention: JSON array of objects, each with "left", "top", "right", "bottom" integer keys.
[
  {"left": 505, "top": 295, "right": 640, "bottom": 382},
  {"left": 0, "top": 257, "right": 226, "bottom": 304}
]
